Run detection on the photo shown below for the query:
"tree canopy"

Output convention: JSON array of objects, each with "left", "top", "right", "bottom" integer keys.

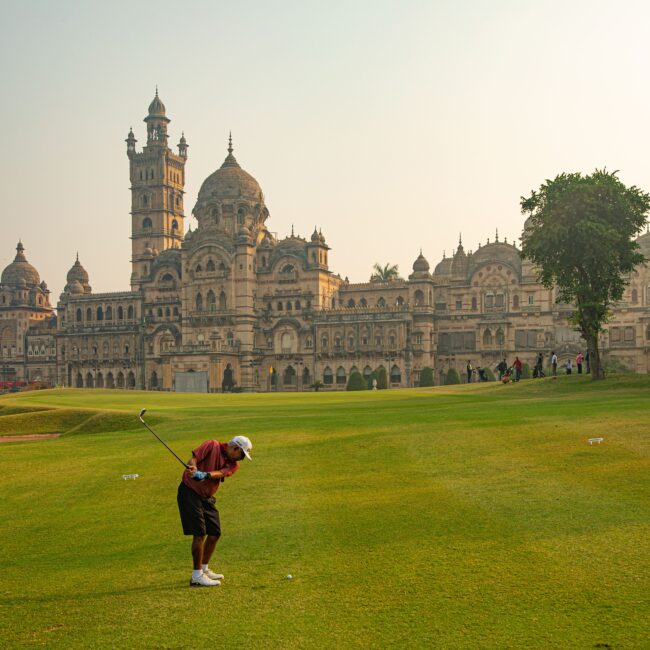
[
  {"left": 371, "top": 263, "right": 401, "bottom": 282},
  {"left": 520, "top": 170, "right": 649, "bottom": 379}
]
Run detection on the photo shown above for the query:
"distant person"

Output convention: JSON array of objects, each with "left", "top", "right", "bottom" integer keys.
[
  {"left": 565, "top": 359, "right": 573, "bottom": 375},
  {"left": 178, "top": 436, "right": 252, "bottom": 587},
  {"left": 534, "top": 352, "right": 544, "bottom": 378},
  {"left": 585, "top": 350, "right": 591, "bottom": 374},
  {"left": 477, "top": 366, "right": 488, "bottom": 382},
  {"left": 496, "top": 358, "right": 508, "bottom": 380},
  {"left": 576, "top": 352, "right": 584, "bottom": 374},
  {"left": 466, "top": 360, "right": 473, "bottom": 383},
  {"left": 551, "top": 351, "right": 558, "bottom": 378},
  {"left": 513, "top": 356, "right": 523, "bottom": 382}
]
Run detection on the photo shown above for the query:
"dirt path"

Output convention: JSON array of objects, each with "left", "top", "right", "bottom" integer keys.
[{"left": 0, "top": 434, "right": 61, "bottom": 443}]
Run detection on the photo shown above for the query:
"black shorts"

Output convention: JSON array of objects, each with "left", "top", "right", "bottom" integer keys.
[{"left": 177, "top": 482, "right": 221, "bottom": 537}]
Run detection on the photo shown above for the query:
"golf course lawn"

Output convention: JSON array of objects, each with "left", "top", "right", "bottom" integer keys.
[{"left": 0, "top": 377, "right": 648, "bottom": 649}]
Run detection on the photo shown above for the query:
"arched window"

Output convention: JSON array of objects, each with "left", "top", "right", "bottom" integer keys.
[
  {"left": 347, "top": 298, "right": 356, "bottom": 308},
  {"left": 76, "top": 308, "right": 82, "bottom": 322},
  {"left": 396, "top": 296, "right": 404, "bottom": 306},
  {"left": 496, "top": 328, "right": 505, "bottom": 346},
  {"left": 172, "top": 219, "right": 179, "bottom": 232},
  {"left": 483, "top": 329, "right": 492, "bottom": 345},
  {"left": 196, "top": 293, "right": 203, "bottom": 311},
  {"left": 295, "top": 300, "right": 301, "bottom": 310},
  {"left": 277, "top": 301, "right": 283, "bottom": 311},
  {"left": 86, "top": 308, "right": 92, "bottom": 321},
  {"left": 360, "top": 298, "right": 367, "bottom": 307},
  {"left": 471, "top": 296, "right": 478, "bottom": 310},
  {"left": 495, "top": 293, "right": 504, "bottom": 309},
  {"left": 206, "top": 290, "right": 215, "bottom": 312},
  {"left": 390, "top": 365, "right": 401, "bottom": 384},
  {"left": 127, "top": 305, "right": 134, "bottom": 320},
  {"left": 117, "top": 306, "right": 123, "bottom": 320},
  {"left": 363, "top": 366, "right": 372, "bottom": 382},
  {"left": 142, "top": 195, "right": 149, "bottom": 208},
  {"left": 336, "top": 367, "right": 346, "bottom": 385},
  {"left": 414, "top": 290, "right": 423, "bottom": 306},
  {"left": 124, "top": 344, "right": 130, "bottom": 355},
  {"left": 485, "top": 293, "right": 494, "bottom": 308},
  {"left": 157, "top": 307, "right": 163, "bottom": 317},
  {"left": 306, "top": 336, "right": 313, "bottom": 348},
  {"left": 302, "top": 367, "right": 310, "bottom": 384},
  {"left": 106, "top": 306, "right": 112, "bottom": 320},
  {"left": 377, "top": 297, "right": 386, "bottom": 308},
  {"left": 323, "top": 367, "right": 333, "bottom": 385},
  {"left": 211, "top": 207, "right": 220, "bottom": 224},
  {"left": 219, "top": 292, "right": 227, "bottom": 310},
  {"left": 206, "top": 259, "right": 215, "bottom": 272},
  {"left": 513, "top": 295, "right": 519, "bottom": 309},
  {"left": 283, "top": 365, "right": 296, "bottom": 386},
  {"left": 195, "top": 264, "right": 202, "bottom": 273},
  {"left": 335, "top": 336, "right": 342, "bottom": 350},
  {"left": 143, "top": 217, "right": 152, "bottom": 229},
  {"left": 348, "top": 336, "right": 354, "bottom": 349},
  {"left": 321, "top": 336, "right": 328, "bottom": 349},
  {"left": 237, "top": 207, "right": 245, "bottom": 225},
  {"left": 631, "top": 288, "right": 638, "bottom": 303},
  {"left": 96, "top": 306, "right": 103, "bottom": 321},
  {"left": 287, "top": 302, "right": 293, "bottom": 311},
  {"left": 173, "top": 306, "right": 179, "bottom": 316}
]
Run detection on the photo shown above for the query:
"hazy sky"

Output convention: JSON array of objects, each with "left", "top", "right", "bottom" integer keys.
[{"left": 2, "top": 0, "right": 650, "bottom": 298}]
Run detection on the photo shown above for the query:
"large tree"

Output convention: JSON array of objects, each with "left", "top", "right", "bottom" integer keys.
[
  {"left": 371, "top": 262, "right": 401, "bottom": 282},
  {"left": 520, "top": 170, "right": 650, "bottom": 380}
]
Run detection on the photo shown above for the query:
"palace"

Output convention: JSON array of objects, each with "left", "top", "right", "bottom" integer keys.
[{"left": 3, "top": 92, "right": 650, "bottom": 391}]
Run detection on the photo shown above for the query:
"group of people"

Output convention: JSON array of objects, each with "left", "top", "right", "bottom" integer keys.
[{"left": 465, "top": 350, "right": 590, "bottom": 384}]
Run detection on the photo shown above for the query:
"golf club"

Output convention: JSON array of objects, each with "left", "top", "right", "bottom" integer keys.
[{"left": 139, "top": 408, "right": 189, "bottom": 469}]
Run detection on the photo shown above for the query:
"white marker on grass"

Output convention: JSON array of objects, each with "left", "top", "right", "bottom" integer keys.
[{"left": 588, "top": 438, "right": 604, "bottom": 445}]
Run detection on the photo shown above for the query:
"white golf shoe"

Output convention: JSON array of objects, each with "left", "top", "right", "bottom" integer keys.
[
  {"left": 203, "top": 569, "right": 224, "bottom": 581},
  {"left": 189, "top": 574, "right": 221, "bottom": 587}
]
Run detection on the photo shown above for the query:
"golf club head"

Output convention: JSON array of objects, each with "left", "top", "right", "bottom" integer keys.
[{"left": 139, "top": 408, "right": 147, "bottom": 421}]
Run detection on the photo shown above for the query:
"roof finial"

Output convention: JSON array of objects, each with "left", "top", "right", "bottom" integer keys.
[
  {"left": 495, "top": 228, "right": 499, "bottom": 242},
  {"left": 76, "top": 251, "right": 79, "bottom": 263},
  {"left": 459, "top": 233, "right": 463, "bottom": 246},
  {"left": 291, "top": 224, "right": 294, "bottom": 237},
  {"left": 155, "top": 85, "right": 159, "bottom": 98},
  {"left": 228, "top": 131, "right": 233, "bottom": 155}
]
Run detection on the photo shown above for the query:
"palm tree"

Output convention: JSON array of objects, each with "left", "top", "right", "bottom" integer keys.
[{"left": 371, "top": 262, "right": 401, "bottom": 282}]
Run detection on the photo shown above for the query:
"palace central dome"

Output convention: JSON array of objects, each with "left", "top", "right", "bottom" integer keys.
[
  {"left": 195, "top": 138, "right": 264, "bottom": 207},
  {"left": 1, "top": 241, "right": 40, "bottom": 287}
]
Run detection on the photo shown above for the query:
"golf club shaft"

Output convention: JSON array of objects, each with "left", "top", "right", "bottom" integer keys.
[{"left": 139, "top": 416, "right": 189, "bottom": 469}]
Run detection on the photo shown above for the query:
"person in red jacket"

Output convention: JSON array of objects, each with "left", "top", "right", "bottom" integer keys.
[
  {"left": 513, "top": 356, "right": 523, "bottom": 382},
  {"left": 177, "top": 435, "right": 252, "bottom": 587}
]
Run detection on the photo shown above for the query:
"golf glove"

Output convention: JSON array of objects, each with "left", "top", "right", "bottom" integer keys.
[{"left": 192, "top": 471, "right": 208, "bottom": 481}]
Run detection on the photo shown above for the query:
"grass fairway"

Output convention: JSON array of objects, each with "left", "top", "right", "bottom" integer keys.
[{"left": 1, "top": 377, "right": 648, "bottom": 649}]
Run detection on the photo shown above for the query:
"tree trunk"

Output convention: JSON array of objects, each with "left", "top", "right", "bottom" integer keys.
[{"left": 586, "top": 334, "right": 604, "bottom": 380}]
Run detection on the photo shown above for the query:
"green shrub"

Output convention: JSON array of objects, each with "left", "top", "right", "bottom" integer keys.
[
  {"left": 445, "top": 368, "right": 461, "bottom": 385},
  {"left": 521, "top": 363, "right": 532, "bottom": 379},
  {"left": 346, "top": 372, "right": 366, "bottom": 391},
  {"left": 483, "top": 367, "right": 496, "bottom": 381},
  {"left": 419, "top": 367, "right": 434, "bottom": 387},
  {"left": 310, "top": 380, "right": 324, "bottom": 392},
  {"left": 602, "top": 356, "right": 634, "bottom": 375},
  {"left": 367, "top": 371, "right": 378, "bottom": 389},
  {"left": 376, "top": 367, "right": 388, "bottom": 389}
]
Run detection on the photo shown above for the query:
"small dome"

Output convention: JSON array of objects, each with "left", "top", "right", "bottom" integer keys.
[
  {"left": 17, "top": 277, "right": 27, "bottom": 288},
  {"left": 319, "top": 230, "right": 326, "bottom": 244},
  {"left": 1, "top": 242, "right": 41, "bottom": 287},
  {"left": 412, "top": 251, "right": 430, "bottom": 273},
  {"left": 152, "top": 248, "right": 160, "bottom": 256},
  {"left": 66, "top": 254, "right": 89, "bottom": 286},
  {"left": 311, "top": 227, "right": 320, "bottom": 243},
  {"left": 69, "top": 280, "right": 84, "bottom": 295},
  {"left": 147, "top": 89, "right": 166, "bottom": 117},
  {"left": 143, "top": 247, "right": 154, "bottom": 257},
  {"left": 433, "top": 256, "right": 453, "bottom": 276}
]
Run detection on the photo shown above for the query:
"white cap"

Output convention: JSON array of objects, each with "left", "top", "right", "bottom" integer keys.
[{"left": 229, "top": 435, "right": 252, "bottom": 460}]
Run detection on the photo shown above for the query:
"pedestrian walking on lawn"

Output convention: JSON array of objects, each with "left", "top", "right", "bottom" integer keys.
[
  {"left": 177, "top": 436, "right": 252, "bottom": 587},
  {"left": 576, "top": 352, "right": 584, "bottom": 374},
  {"left": 496, "top": 358, "right": 508, "bottom": 380},
  {"left": 466, "top": 360, "right": 473, "bottom": 383},
  {"left": 513, "top": 356, "right": 523, "bottom": 382},
  {"left": 551, "top": 351, "right": 558, "bottom": 378}
]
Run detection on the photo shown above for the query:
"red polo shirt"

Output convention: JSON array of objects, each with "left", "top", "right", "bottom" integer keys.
[{"left": 181, "top": 440, "right": 239, "bottom": 498}]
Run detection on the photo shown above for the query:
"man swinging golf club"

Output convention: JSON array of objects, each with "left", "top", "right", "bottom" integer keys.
[{"left": 177, "top": 435, "right": 252, "bottom": 587}]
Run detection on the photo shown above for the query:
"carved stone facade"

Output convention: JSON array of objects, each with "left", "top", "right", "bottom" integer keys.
[{"left": 3, "top": 92, "right": 650, "bottom": 390}]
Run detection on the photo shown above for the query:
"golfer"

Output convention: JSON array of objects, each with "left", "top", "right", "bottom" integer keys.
[{"left": 177, "top": 435, "right": 252, "bottom": 587}]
